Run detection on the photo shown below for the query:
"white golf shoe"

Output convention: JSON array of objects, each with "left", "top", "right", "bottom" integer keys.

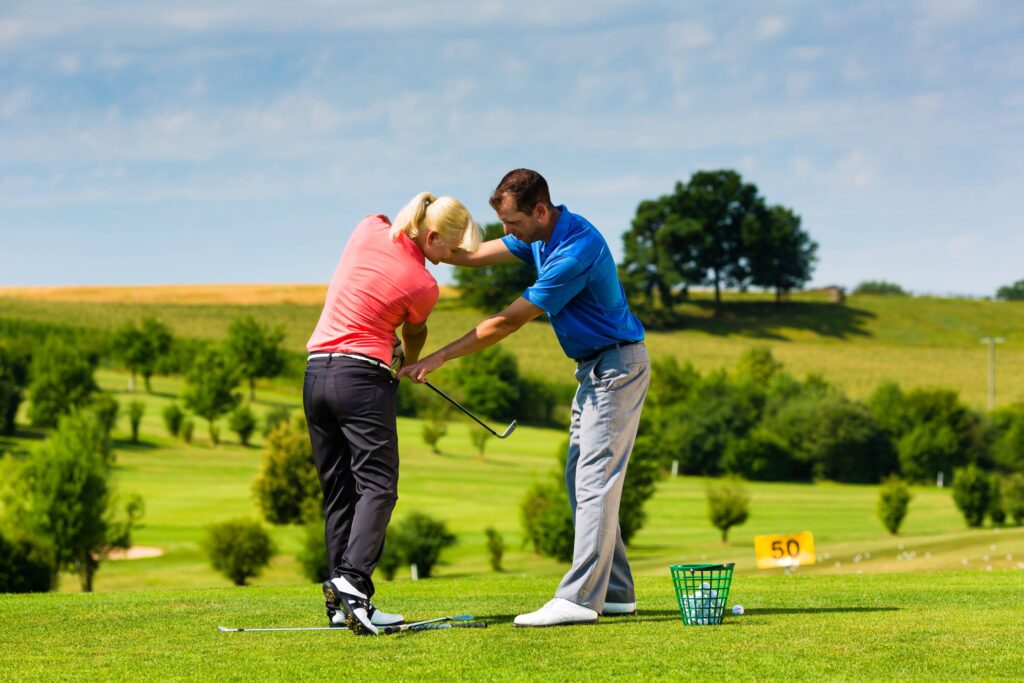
[
  {"left": 328, "top": 603, "right": 405, "bottom": 628},
  {"left": 602, "top": 602, "right": 637, "bottom": 616},
  {"left": 513, "top": 598, "right": 599, "bottom": 628}
]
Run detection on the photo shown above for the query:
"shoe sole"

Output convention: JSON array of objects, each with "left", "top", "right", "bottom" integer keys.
[{"left": 513, "top": 619, "right": 599, "bottom": 628}]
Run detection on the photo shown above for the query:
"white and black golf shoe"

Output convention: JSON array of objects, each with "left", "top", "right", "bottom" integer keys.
[
  {"left": 322, "top": 577, "right": 379, "bottom": 636},
  {"left": 328, "top": 603, "right": 405, "bottom": 628}
]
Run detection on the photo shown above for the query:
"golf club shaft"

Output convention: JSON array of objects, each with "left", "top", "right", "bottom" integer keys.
[{"left": 424, "top": 380, "right": 512, "bottom": 438}]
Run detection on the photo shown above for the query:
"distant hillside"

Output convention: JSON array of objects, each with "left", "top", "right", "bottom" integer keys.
[{"left": 1, "top": 286, "right": 1022, "bottom": 408}]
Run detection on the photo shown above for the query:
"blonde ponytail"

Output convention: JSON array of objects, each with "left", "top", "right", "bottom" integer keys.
[{"left": 390, "top": 191, "right": 483, "bottom": 253}]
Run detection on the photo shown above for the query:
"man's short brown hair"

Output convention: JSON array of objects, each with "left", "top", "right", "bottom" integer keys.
[{"left": 489, "top": 168, "right": 553, "bottom": 213}]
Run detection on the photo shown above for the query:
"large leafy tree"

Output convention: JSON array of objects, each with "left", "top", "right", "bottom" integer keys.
[
  {"left": 742, "top": 205, "right": 818, "bottom": 306},
  {"left": 5, "top": 410, "right": 143, "bottom": 591},
  {"left": 225, "top": 316, "right": 286, "bottom": 401},
  {"left": 454, "top": 223, "right": 536, "bottom": 311},
  {"left": 996, "top": 279, "right": 1024, "bottom": 301},
  {"left": 683, "top": 170, "right": 763, "bottom": 313},
  {"left": 620, "top": 194, "right": 704, "bottom": 309}
]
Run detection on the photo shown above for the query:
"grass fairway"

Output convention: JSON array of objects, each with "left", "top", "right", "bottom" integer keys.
[{"left": 2, "top": 572, "right": 1023, "bottom": 681}]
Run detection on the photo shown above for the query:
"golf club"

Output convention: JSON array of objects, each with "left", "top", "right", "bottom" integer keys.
[
  {"left": 218, "top": 614, "right": 476, "bottom": 634},
  {"left": 424, "top": 380, "right": 517, "bottom": 439}
]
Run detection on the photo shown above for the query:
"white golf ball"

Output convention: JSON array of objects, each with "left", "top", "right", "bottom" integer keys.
[{"left": 732, "top": 604, "right": 744, "bottom": 616}]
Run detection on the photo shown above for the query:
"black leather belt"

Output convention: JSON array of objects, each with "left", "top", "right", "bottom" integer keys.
[{"left": 574, "top": 340, "right": 642, "bottom": 364}]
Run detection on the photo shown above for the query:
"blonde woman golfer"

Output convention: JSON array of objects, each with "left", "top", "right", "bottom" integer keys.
[{"left": 306, "top": 192, "right": 481, "bottom": 635}]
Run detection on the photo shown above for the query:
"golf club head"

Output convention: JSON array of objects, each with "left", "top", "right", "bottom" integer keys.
[{"left": 498, "top": 420, "right": 517, "bottom": 439}]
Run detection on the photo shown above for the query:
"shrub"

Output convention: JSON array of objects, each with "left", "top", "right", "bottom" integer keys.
[
  {"left": 456, "top": 347, "right": 521, "bottom": 421},
  {"left": 204, "top": 518, "right": 275, "bottom": 586},
  {"left": 520, "top": 480, "right": 574, "bottom": 562},
  {"left": 877, "top": 476, "right": 912, "bottom": 534},
  {"left": 261, "top": 405, "right": 291, "bottom": 438},
  {"left": 209, "top": 422, "right": 221, "bottom": 445},
  {"left": 229, "top": 404, "right": 257, "bottom": 447},
  {"left": 127, "top": 401, "right": 145, "bottom": 443},
  {"left": 181, "top": 418, "right": 195, "bottom": 444},
  {"left": 666, "top": 370, "right": 762, "bottom": 475},
  {"left": 722, "top": 428, "right": 796, "bottom": 481},
  {"left": 990, "top": 416, "right": 1024, "bottom": 472},
  {"left": 27, "top": 339, "right": 98, "bottom": 428},
  {"left": 0, "top": 532, "right": 56, "bottom": 593},
  {"left": 377, "top": 534, "right": 403, "bottom": 581},
  {"left": 952, "top": 465, "right": 992, "bottom": 528},
  {"left": 515, "top": 375, "right": 563, "bottom": 427},
  {"left": 470, "top": 430, "right": 491, "bottom": 458},
  {"left": 90, "top": 393, "right": 120, "bottom": 436},
  {"left": 297, "top": 517, "right": 329, "bottom": 584},
  {"left": 162, "top": 403, "right": 184, "bottom": 437},
  {"left": 765, "top": 395, "right": 894, "bottom": 483},
  {"left": 988, "top": 474, "right": 1006, "bottom": 526},
  {"left": 706, "top": 477, "right": 750, "bottom": 542},
  {"left": 389, "top": 512, "right": 456, "bottom": 579},
  {"left": 619, "top": 435, "right": 663, "bottom": 544},
  {"left": 872, "top": 387, "right": 982, "bottom": 482},
  {"left": 422, "top": 418, "right": 447, "bottom": 454},
  {"left": 252, "top": 421, "right": 321, "bottom": 525},
  {"left": 1002, "top": 473, "right": 1024, "bottom": 525},
  {"left": 853, "top": 280, "right": 908, "bottom": 296},
  {"left": 485, "top": 527, "right": 504, "bottom": 572},
  {"left": 996, "top": 279, "right": 1024, "bottom": 301}
]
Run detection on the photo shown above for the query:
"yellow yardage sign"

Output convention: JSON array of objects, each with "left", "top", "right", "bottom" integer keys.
[{"left": 754, "top": 531, "right": 816, "bottom": 569}]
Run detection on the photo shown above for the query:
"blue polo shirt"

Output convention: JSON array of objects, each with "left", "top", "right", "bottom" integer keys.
[{"left": 502, "top": 205, "right": 645, "bottom": 360}]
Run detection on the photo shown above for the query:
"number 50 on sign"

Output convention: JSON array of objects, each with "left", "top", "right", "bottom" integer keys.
[{"left": 754, "top": 531, "right": 816, "bottom": 569}]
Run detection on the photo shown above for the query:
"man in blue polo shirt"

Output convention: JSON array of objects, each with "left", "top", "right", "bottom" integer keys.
[{"left": 400, "top": 168, "right": 651, "bottom": 627}]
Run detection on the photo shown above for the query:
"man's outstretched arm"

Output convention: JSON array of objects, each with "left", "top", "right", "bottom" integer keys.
[
  {"left": 445, "top": 238, "right": 518, "bottom": 268},
  {"left": 398, "top": 297, "right": 544, "bottom": 382}
]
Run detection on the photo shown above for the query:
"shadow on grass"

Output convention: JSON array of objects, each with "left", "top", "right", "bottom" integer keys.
[
  {"left": 749, "top": 607, "right": 899, "bottom": 615},
  {"left": 643, "top": 301, "right": 876, "bottom": 341}
]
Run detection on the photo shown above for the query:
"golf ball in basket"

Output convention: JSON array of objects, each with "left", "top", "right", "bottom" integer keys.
[{"left": 732, "top": 604, "right": 745, "bottom": 616}]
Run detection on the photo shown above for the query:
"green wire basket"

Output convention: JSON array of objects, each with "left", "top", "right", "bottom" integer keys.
[{"left": 670, "top": 563, "right": 735, "bottom": 626}]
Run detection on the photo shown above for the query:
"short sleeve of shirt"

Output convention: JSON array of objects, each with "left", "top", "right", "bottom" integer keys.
[
  {"left": 406, "top": 282, "right": 439, "bottom": 325},
  {"left": 523, "top": 253, "right": 589, "bottom": 317},
  {"left": 501, "top": 234, "right": 533, "bottom": 263}
]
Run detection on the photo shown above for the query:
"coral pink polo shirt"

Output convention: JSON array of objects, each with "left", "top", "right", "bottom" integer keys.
[{"left": 306, "top": 214, "right": 439, "bottom": 364}]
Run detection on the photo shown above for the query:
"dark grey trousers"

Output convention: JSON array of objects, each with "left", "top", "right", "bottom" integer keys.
[{"left": 303, "top": 356, "right": 399, "bottom": 598}]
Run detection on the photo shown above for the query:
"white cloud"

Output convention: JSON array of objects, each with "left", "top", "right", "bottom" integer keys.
[
  {"left": 667, "top": 21, "right": 714, "bottom": 49},
  {"left": 756, "top": 16, "right": 787, "bottom": 40},
  {"left": 56, "top": 54, "right": 82, "bottom": 75},
  {"left": 0, "top": 88, "right": 33, "bottom": 120},
  {"left": 842, "top": 56, "right": 869, "bottom": 82},
  {"left": 0, "top": 19, "right": 24, "bottom": 45}
]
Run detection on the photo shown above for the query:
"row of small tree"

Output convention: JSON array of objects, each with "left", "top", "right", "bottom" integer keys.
[{"left": 643, "top": 348, "right": 1024, "bottom": 485}]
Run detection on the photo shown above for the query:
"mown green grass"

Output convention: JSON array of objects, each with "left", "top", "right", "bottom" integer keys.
[
  {"left": 2, "top": 290, "right": 1024, "bottom": 407},
  {"left": 3, "top": 368, "right": 1023, "bottom": 596},
  {"left": 2, "top": 572, "right": 1023, "bottom": 681}
]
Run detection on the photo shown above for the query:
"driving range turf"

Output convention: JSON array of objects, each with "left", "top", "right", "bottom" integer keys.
[
  {"left": 2, "top": 572, "right": 1023, "bottom": 680},
  {"left": 2, "top": 288, "right": 1024, "bottom": 679}
]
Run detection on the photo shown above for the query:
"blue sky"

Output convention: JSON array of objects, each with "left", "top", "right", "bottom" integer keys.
[{"left": 1, "top": 1, "right": 1022, "bottom": 296}]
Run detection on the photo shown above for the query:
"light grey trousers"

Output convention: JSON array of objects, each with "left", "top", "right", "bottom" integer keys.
[{"left": 555, "top": 342, "right": 650, "bottom": 611}]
